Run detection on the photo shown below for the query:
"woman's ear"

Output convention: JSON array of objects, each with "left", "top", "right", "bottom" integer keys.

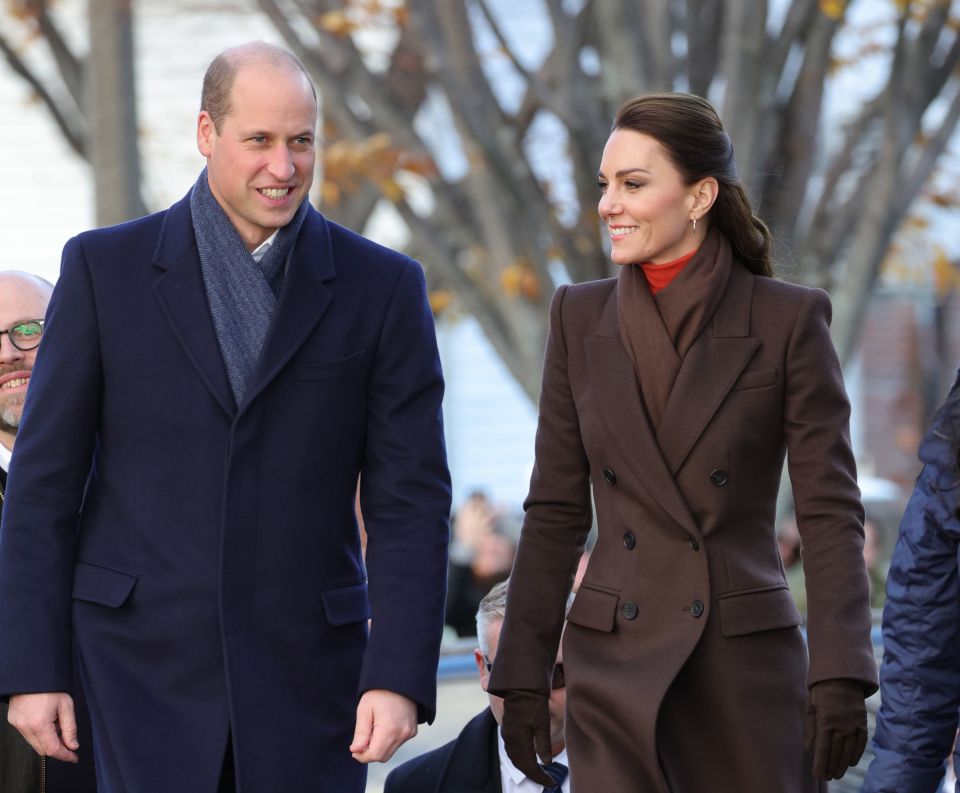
[{"left": 690, "top": 176, "right": 719, "bottom": 219}]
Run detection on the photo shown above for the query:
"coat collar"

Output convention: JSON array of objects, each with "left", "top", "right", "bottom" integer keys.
[
  {"left": 656, "top": 262, "right": 758, "bottom": 474},
  {"left": 587, "top": 263, "right": 758, "bottom": 535},
  {"left": 151, "top": 193, "right": 335, "bottom": 419}
]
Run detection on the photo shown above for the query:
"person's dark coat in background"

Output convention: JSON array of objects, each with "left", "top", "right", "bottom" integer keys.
[
  {"left": 0, "top": 469, "right": 40, "bottom": 793},
  {"left": 0, "top": 470, "right": 97, "bottom": 793},
  {"left": 863, "top": 372, "right": 960, "bottom": 793},
  {"left": 384, "top": 709, "right": 501, "bottom": 793}
]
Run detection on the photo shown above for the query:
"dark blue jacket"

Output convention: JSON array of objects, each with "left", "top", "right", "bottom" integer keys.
[
  {"left": 863, "top": 372, "right": 960, "bottom": 793},
  {"left": 0, "top": 195, "right": 451, "bottom": 793}
]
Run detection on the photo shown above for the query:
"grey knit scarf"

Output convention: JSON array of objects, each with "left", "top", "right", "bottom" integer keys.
[{"left": 190, "top": 168, "right": 309, "bottom": 406}]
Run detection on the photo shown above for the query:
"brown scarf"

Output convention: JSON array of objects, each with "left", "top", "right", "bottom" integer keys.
[{"left": 616, "top": 227, "right": 732, "bottom": 428}]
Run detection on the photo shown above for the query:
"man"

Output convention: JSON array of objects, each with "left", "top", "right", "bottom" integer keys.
[
  {"left": 0, "top": 272, "right": 98, "bottom": 792},
  {"left": 0, "top": 43, "right": 450, "bottom": 793},
  {"left": 862, "top": 372, "right": 960, "bottom": 793},
  {"left": 385, "top": 580, "right": 570, "bottom": 793},
  {"left": 0, "top": 273, "right": 47, "bottom": 792}
]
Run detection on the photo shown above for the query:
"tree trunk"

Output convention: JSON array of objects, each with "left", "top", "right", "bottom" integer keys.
[{"left": 87, "top": 0, "right": 146, "bottom": 226}]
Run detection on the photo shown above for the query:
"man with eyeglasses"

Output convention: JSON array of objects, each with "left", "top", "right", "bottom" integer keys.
[
  {"left": 0, "top": 272, "right": 49, "bottom": 793},
  {"left": 385, "top": 580, "right": 571, "bottom": 793},
  {"left": 0, "top": 271, "right": 97, "bottom": 793}
]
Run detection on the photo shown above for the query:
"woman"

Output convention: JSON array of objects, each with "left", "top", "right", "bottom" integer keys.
[{"left": 487, "top": 93, "right": 878, "bottom": 792}]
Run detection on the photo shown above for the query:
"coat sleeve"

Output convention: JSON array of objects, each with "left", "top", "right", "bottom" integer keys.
[
  {"left": 0, "top": 236, "right": 103, "bottom": 695},
  {"left": 782, "top": 287, "right": 877, "bottom": 692},
  {"left": 357, "top": 258, "right": 452, "bottom": 723},
  {"left": 488, "top": 285, "right": 592, "bottom": 695},
  {"left": 862, "top": 381, "right": 960, "bottom": 793}
]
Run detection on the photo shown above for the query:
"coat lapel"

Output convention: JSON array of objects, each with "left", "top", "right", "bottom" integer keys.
[
  {"left": 239, "top": 207, "right": 335, "bottom": 414},
  {"left": 656, "top": 264, "right": 759, "bottom": 475},
  {"left": 436, "top": 709, "right": 502, "bottom": 793},
  {"left": 152, "top": 194, "right": 236, "bottom": 418},
  {"left": 587, "top": 290, "right": 699, "bottom": 536}
]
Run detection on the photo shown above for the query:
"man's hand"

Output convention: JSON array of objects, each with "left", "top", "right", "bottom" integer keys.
[
  {"left": 350, "top": 689, "right": 417, "bottom": 763},
  {"left": 500, "top": 689, "right": 555, "bottom": 786},
  {"left": 804, "top": 678, "right": 868, "bottom": 780},
  {"left": 7, "top": 692, "right": 79, "bottom": 763}
]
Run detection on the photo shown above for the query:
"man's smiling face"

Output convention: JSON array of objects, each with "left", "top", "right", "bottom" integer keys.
[{"left": 0, "top": 274, "right": 52, "bottom": 445}]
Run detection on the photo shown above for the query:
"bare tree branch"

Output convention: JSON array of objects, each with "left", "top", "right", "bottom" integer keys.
[
  {"left": 23, "top": 0, "right": 84, "bottom": 109},
  {"left": 0, "top": 30, "right": 86, "bottom": 156}
]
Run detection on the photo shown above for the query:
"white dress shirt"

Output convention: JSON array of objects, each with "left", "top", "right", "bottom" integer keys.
[
  {"left": 497, "top": 729, "right": 570, "bottom": 793},
  {"left": 0, "top": 441, "right": 11, "bottom": 474},
  {"left": 251, "top": 230, "right": 279, "bottom": 263}
]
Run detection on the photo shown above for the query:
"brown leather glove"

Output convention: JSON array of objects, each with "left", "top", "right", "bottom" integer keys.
[
  {"left": 499, "top": 689, "right": 555, "bottom": 786},
  {"left": 803, "top": 678, "right": 869, "bottom": 780}
]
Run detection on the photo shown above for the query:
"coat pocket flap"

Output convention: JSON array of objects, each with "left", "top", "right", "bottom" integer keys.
[
  {"left": 295, "top": 350, "right": 366, "bottom": 381},
  {"left": 321, "top": 582, "right": 371, "bottom": 626},
  {"left": 732, "top": 367, "right": 778, "bottom": 391},
  {"left": 565, "top": 584, "right": 619, "bottom": 633},
  {"left": 718, "top": 586, "right": 801, "bottom": 637},
  {"left": 72, "top": 561, "right": 138, "bottom": 608}
]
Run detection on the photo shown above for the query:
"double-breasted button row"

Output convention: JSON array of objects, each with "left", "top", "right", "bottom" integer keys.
[
  {"left": 603, "top": 468, "right": 617, "bottom": 484},
  {"left": 709, "top": 468, "right": 729, "bottom": 487},
  {"left": 621, "top": 601, "right": 639, "bottom": 620}
]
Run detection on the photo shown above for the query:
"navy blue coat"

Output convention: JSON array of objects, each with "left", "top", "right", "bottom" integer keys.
[
  {"left": 863, "top": 372, "right": 960, "bottom": 793},
  {"left": 0, "top": 194, "right": 451, "bottom": 792},
  {"left": 384, "top": 709, "right": 502, "bottom": 793}
]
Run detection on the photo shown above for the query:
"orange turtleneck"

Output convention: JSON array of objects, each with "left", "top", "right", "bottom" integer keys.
[{"left": 640, "top": 248, "right": 698, "bottom": 294}]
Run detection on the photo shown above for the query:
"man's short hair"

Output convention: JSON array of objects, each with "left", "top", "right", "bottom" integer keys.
[
  {"left": 475, "top": 578, "right": 575, "bottom": 657},
  {"left": 201, "top": 42, "right": 317, "bottom": 131}
]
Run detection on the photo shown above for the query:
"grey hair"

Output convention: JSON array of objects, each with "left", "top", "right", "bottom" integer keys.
[
  {"left": 476, "top": 578, "right": 575, "bottom": 657},
  {"left": 201, "top": 42, "right": 317, "bottom": 131}
]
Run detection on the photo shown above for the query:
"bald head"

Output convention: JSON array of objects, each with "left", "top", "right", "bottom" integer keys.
[
  {"left": 0, "top": 271, "right": 53, "bottom": 447},
  {"left": 201, "top": 42, "right": 317, "bottom": 132},
  {"left": 0, "top": 271, "right": 53, "bottom": 300}
]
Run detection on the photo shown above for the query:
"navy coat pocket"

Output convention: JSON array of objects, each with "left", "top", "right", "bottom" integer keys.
[
  {"left": 320, "top": 582, "right": 371, "bottom": 626},
  {"left": 294, "top": 350, "right": 366, "bottom": 381},
  {"left": 565, "top": 583, "right": 620, "bottom": 633},
  {"left": 717, "top": 585, "right": 801, "bottom": 637},
  {"left": 72, "top": 560, "right": 138, "bottom": 608}
]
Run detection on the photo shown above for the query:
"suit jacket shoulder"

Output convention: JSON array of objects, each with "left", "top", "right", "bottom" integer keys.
[{"left": 384, "top": 709, "right": 501, "bottom": 793}]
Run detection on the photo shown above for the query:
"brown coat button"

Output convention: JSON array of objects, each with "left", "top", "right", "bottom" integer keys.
[
  {"left": 688, "top": 535, "right": 700, "bottom": 551},
  {"left": 709, "top": 469, "right": 728, "bottom": 487},
  {"left": 691, "top": 600, "right": 705, "bottom": 618},
  {"left": 603, "top": 468, "right": 617, "bottom": 484},
  {"left": 623, "top": 532, "right": 636, "bottom": 550},
  {"left": 621, "top": 601, "right": 638, "bottom": 620}
]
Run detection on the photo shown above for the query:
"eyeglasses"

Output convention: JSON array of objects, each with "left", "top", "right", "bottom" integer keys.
[
  {"left": 0, "top": 320, "right": 44, "bottom": 351},
  {"left": 484, "top": 655, "right": 565, "bottom": 690}
]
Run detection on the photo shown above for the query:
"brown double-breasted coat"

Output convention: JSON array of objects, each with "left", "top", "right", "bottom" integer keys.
[{"left": 489, "top": 261, "right": 878, "bottom": 792}]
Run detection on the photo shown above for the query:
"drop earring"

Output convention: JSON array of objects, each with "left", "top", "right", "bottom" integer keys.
[{"left": 691, "top": 218, "right": 697, "bottom": 235}]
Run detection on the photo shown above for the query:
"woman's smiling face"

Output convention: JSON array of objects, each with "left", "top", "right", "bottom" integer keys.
[{"left": 597, "top": 128, "right": 705, "bottom": 266}]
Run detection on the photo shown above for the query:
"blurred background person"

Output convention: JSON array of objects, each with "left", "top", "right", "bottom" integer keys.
[
  {"left": 445, "top": 492, "right": 517, "bottom": 638},
  {"left": 0, "top": 271, "right": 96, "bottom": 792},
  {"left": 863, "top": 373, "right": 960, "bottom": 793},
  {"left": 387, "top": 580, "right": 570, "bottom": 793}
]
